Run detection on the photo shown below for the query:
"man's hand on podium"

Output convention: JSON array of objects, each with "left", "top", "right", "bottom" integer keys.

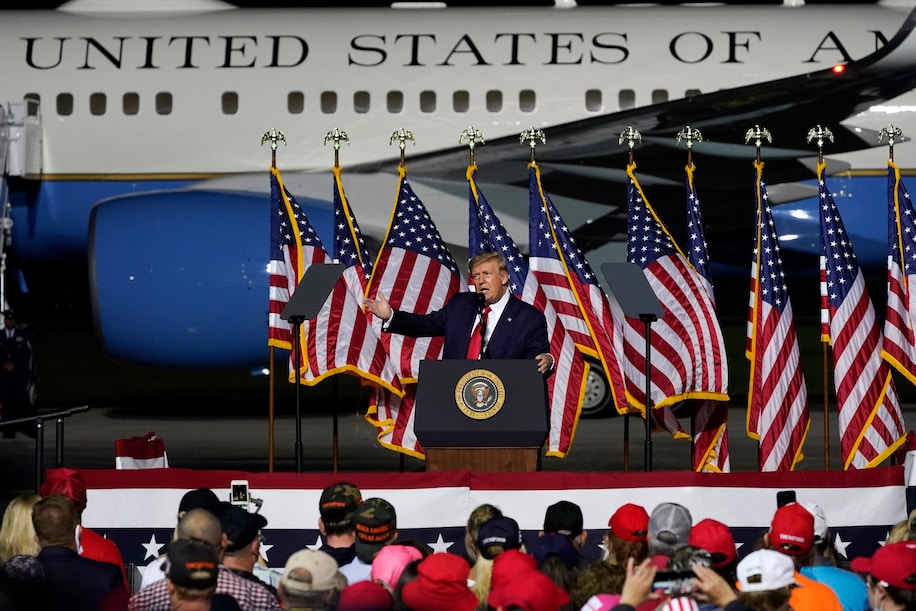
[
  {"left": 535, "top": 352, "right": 554, "bottom": 374},
  {"left": 363, "top": 291, "right": 393, "bottom": 322}
]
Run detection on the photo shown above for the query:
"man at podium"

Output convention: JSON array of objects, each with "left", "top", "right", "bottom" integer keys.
[{"left": 364, "top": 251, "right": 554, "bottom": 375}]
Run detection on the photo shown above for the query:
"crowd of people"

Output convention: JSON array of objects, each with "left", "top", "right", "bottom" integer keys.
[{"left": 0, "top": 469, "right": 914, "bottom": 611}]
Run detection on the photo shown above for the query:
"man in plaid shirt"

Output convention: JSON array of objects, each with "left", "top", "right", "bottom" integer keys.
[{"left": 128, "top": 508, "right": 280, "bottom": 611}]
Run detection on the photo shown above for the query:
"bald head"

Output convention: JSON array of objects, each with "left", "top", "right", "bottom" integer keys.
[{"left": 176, "top": 508, "right": 223, "bottom": 549}]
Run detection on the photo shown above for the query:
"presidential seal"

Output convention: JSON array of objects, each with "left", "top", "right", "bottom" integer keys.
[{"left": 455, "top": 369, "right": 505, "bottom": 420}]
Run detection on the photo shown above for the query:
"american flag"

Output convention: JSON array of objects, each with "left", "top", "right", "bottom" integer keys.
[
  {"left": 365, "top": 167, "right": 462, "bottom": 457},
  {"left": 268, "top": 166, "right": 326, "bottom": 350},
  {"left": 818, "top": 161, "right": 905, "bottom": 469},
  {"left": 883, "top": 160, "right": 916, "bottom": 386},
  {"left": 268, "top": 166, "right": 402, "bottom": 395},
  {"left": 746, "top": 161, "right": 809, "bottom": 471},
  {"left": 684, "top": 163, "right": 731, "bottom": 473},
  {"left": 527, "top": 163, "right": 629, "bottom": 416},
  {"left": 468, "top": 165, "right": 588, "bottom": 457},
  {"left": 623, "top": 164, "right": 728, "bottom": 420}
]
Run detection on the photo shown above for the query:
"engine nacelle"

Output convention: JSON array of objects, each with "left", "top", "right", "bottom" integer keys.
[{"left": 89, "top": 189, "right": 332, "bottom": 368}]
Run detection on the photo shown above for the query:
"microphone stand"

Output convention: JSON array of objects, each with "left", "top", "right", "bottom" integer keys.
[{"left": 477, "top": 297, "right": 486, "bottom": 360}]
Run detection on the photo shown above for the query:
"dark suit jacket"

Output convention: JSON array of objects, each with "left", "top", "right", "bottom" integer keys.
[
  {"left": 386, "top": 291, "right": 549, "bottom": 361},
  {"left": 36, "top": 546, "right": 129, "bottom": 611}
]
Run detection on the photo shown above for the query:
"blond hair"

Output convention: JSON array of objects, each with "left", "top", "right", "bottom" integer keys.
[{"left": 0, "top": 494, "right": 41, "bottom": 563}]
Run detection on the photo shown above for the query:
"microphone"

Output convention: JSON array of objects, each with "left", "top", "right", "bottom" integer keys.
[{"left": 475, "top": 292, "right": 486, "bottom": 359}]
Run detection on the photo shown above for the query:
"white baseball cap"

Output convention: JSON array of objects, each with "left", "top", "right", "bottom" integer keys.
[
  {"left": 801, "top": 503, "right": 829, "bottom": 544},
  {"left": 737, "top": 549, "right": 798, "bottom": 592}
]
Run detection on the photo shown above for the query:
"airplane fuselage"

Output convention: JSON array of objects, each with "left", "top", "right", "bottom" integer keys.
[
  {"left": 2, "top": 3, "right": 915, "bottom": 369},
  {"left": 2, "top": 5, "right": 908, "bottom": 176}
]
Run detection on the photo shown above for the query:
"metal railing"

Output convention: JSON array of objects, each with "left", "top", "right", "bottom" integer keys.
[{"left": 0, "top": 405, "right": 90, "bottom": 491}]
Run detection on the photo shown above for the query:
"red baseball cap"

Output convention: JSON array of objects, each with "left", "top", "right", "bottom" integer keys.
[
  {"left": 487, "top": 568, "right": 571, "bottom": 611},
  {"left": 608, "top": 503, "right": 649, "bottom": 542},
  {"left": 851, "top": 542, "right": 916, "bottom": 590},
  {"left": 401, "top": 553, "right": 477, "bottom": 611},
  {"left": 769, "top": 503, "right": 813, "bottom": 556},
  {"left": 689, "top": 519, "right": 736, "bottom": 568},
  {"left": 40, "top": 468, "right": 87, "bottom": 513}
]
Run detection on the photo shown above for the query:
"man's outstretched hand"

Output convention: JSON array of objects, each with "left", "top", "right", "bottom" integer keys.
[{"left": 364, "top": 291, "right": 392, "bottom": 321}]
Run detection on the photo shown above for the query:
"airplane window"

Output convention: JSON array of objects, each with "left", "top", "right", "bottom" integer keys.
[
  {"left": 519, "top": 90, "right": 535, "bottom": 113},
  {"left": 618, "top": 89, "right": 635, "bottom": 110},
  {"left": 387, "top": 91, "right": 403, "bottom": 113},
  {"left": 56, "top": 93, "right": 73, "bottom": 117},
  {"left": 420, "top": 90, "right": 436, "bottom": 114},
  {"left": 686, "top": 89, "right": 701, "bottom": 98},
  {"left": 453, "top": 91, "right": 469, "bottom": 113},
  {"left": 288, "top": 92, "right": 304, "bottom": 114},
  {"left": 652, "top": 89, "right": 669, "bottom": 104},
  {"left": 321, "top": 91, "right": 337, "bottom": 114},
  {"left": 354, "top": 91, "right": 370, "bottom": 114},
  {"left": 156, "top": 92, "right": 172, "bottom": 115},
  {"left": 123, "top": 93, "right": 139, "bottom": 116},
  {"left": 89, "top": 93, "right": 106, "bottom": 116},
  {"left": 486, "top": 90, "right": 502, "bottom": 113},
  {"left": 222, "top": 92, "right": 239, "bottom": 115},
  {"left": 585, "top": 89, "right": 602, "bottom": 112}
]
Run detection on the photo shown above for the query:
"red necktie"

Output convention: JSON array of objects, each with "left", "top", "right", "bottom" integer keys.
[{"left": 466, "top": 306, "right": 491, "bottom": 360}]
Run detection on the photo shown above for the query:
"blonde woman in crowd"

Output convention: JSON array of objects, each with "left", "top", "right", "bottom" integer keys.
[{"left": 0, "top": 494, "right": 40, "bottom": 564}]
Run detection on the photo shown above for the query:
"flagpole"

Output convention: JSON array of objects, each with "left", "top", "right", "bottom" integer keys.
[
  {"left": 620, "top": 126, "right": 653, "bottom": 472},
  {"left": 390, "top": 128, "right": 415, "bottom": 472},
  {"left": 745, "top": 125, "right": 772, "bottom": 471},
  {"left": 676, "top": 125, "right": 702, "bottom": 465},
  {"left": 880, "top": 123, "right": 904, "bottom": 467},
  {"left": 261, "top": 128, "right": 286, "bottom": 472},
  {"left": 324, "top": 128, "right": 351, "bottom": 475},
  {"left": 807, "top": 125, "right": 835, "bottom": 470}
]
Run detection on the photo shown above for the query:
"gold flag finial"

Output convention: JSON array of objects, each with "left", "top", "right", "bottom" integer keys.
[
  {"left": 520, "top": 127, "right": 546, "bottom": 163},
  {"left": 260, "top": 128, "right": 286, "bottom": 151},
  {"left": 806, "top": 125, "right": 834, "bottom": 160},
  {"left": 619, "top": 126, "right": 641, "bottom": 164},
  {"left": 459, "top": 126, "right": 485, "bottom": 165},
  {"left": 676, "top": 126, "right": 703, "bottom": 165},
  {"left": 744, "top": 125, "right": 772, "bottom": 162},
  {"left": 324, "top": 128, "right": 350, "bottom": 167},
  {"left": 261, "top": 128, "right": 287, "bottom": 168},
  {"left": 389, "top": 128, "right": 415, "bottom": 167},
  {"left": 879, "top": 124, "right": 905, "bottom": 161},
  {"left": 675, "top": 126, "right": 703, "bottom": 150}
]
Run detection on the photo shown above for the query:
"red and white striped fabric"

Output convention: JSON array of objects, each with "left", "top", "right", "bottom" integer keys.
[
  {"left": 369, "top": 385, "right": 421, "bottom": 458},
  {"left": 683, "top": 163, "right": 730, "bottom": 473},
  {"left": 746, "top": 161, "right": 809, "bottom": 471},
  {"left": 818, "top": 162, "right": 905, "bottom": 469},
  {"left": 364, "top": 167, "right": 461, "bottom": 457},
  {"left": 365, "top": 167, "right": 462, "bottom": 383},
  {"left": 527, "top": 162, "right": 629, "bottom": 416},
  {"left": 268, "top": 167, "right": 327, "bottom": 350},
  {"left": 269, "top": 166, "right": 402, "bottom": 395},
  {"left": 468, "top": 166, "right": 588, "bottom": 457},
  {"left": 883, "top": 160, "right": 916, "bottom": 387},
  {"left": 623, "top": 164, "right": 728, "bottom": 414}
]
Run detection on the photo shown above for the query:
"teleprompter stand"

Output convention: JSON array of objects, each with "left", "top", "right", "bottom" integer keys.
[
  {"left": 600, "top": 262, "right": 664, "bottom": 472},
  {"left": 415, "top": 359, "right": 548, "bottom": 472},
  {"left": 281, "top": 262, "right": 345, "bottom": 473}
]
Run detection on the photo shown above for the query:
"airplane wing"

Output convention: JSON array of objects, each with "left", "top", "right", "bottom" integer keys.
[{"left": 349, "top": 6, "right": 916, "bottom": 264}]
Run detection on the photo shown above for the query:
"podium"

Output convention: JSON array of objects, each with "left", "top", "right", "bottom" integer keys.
[{"left": 414, "top": 359, "right": 548, "bottom": 472}]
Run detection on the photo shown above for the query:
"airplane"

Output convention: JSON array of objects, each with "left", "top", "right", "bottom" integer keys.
[{"left": 2, "top": 0, "right": 916, "bottom": 419}]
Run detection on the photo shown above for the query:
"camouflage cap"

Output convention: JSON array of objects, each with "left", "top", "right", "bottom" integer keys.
[{"left": 319, "top": 482, "right": 362, "bottom": 524}]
